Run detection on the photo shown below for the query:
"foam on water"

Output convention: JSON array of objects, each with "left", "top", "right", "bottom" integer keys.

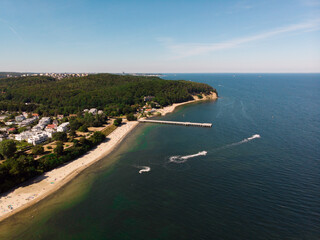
[
  {"left": 169, "top": 151, "right": 207, "bottom": 163},
  {"left": 168, "top": 135, "right": 260, "bottom": 164},
  {"left": 214, "top": 134, "right": 261, "bottom": 151},
  {"left": 138, "top": 166, "right": 151, "bottom": 174},
  {"left": 246, "top": 134, "right": 260, "bottom": 141}
]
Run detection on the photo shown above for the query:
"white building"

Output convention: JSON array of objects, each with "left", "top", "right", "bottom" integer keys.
[
  {"left": 0, "top": 127, "right": 9, "bottom": 132},
  {"left": 15, "top": 115, "right": 26, "bottom": 122},
  {"left": 39, "top": 117, "right": 51, "bottom": 125},
  {"left": 15, "top": 131, "right": 34, "bottom": 141},
  {"left": 27, "top": 132, "right": 48, "bottom": 145},
  {"left": 18, "top": 116, "right": 38, "bottom": 127},
  {"left": 32, "top": 125, "right": 43, "bottom": 132},
  {"left": 89, "top": 108, "right": 97, "bottom": 115},
  {"left": 57, "top": 122, "right": 70, "bottom": 132},
  {"left": 45, "top": 128, "right": 56, "bottom": 138}
]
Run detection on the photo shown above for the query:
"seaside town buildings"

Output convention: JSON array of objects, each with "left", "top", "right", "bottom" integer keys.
[
  {"left": 0, "top": 113, "right": 71, "bottom": 144},
  {"left": 13, "top": 120, "right": 70, "bottom": 145},
  {"left": 84, "top": 108, "right": 102, "bottom": 115},
  {"left": 27, "top": 132, "right": 49, "bottom": 145},
  {"left": 20, "top": 73, "right": 89, "bottom": 80},
  {"left": 18, "top": 116, "right": 38, "bottom": 127}
]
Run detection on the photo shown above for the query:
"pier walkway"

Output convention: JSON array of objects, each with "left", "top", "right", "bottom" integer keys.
[{"left": 138, "top": 119, "right": 212, "bottom": 128}]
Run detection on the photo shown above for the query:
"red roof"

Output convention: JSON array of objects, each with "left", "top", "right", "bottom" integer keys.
[
  {"left": 46, "top": 124, "right": 56, "bottom": 129},
  {"left": 32, "top": 113, "right": 39, "bottom": 116},
  {"left": 8, "top": 128, "right": 16, "bottom": 131}
]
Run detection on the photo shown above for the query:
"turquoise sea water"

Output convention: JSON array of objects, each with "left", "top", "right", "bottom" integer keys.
[{"left": 0, "top": 73, "right": 319, "bottom": 239}]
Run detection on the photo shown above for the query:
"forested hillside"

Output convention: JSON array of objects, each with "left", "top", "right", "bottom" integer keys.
[{"left": 0, "top": 74, "right": 216, "bottom": 116}]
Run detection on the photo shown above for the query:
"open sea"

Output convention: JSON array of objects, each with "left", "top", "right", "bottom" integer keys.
[{"left": 0, "top": 73, "right": 319, "bottom": 239}]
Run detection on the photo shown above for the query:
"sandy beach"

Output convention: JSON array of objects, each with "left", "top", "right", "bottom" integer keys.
[
  {"left": 157, "top": 92, "right": 218, "bottom": 116},
  {"left": 0, "top": 92, "right": 217, "bottom": 222},
  {"left": 0, "top": 121, "right": 139, "bottom": 221}
]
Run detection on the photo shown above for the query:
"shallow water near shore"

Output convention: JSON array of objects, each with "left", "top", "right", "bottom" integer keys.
[{"left": 1, "top": 73, "right": 320, "bottom": 239}]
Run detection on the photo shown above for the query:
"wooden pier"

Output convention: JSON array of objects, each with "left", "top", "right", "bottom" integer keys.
[{"left": 138, "top": 119, "right": 212, "bottom": 128}]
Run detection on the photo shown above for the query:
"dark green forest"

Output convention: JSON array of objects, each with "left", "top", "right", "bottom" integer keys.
[
  {"left": 0, "top": 72, "right": 26, "bottom": 78},
  {"left": 0, "top": 74, "right": 216, "bottom": 116}
]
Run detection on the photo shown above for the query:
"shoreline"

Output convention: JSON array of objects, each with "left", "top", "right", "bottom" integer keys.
[
  {"left": 0, "top": 121, "right": 139, "bottom": 222},
  {"left": 157, "top": 92, "right": 218, "bottom": 116},
  {"left": 0, "top": 91, "right": 217, "bottom": 222}
]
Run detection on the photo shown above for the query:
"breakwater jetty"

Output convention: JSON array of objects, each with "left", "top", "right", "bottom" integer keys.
[{"left": 138, "top": 119, "right": 212, "bottom": 128}]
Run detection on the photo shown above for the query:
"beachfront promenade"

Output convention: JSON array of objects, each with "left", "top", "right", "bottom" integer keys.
[{"left": 138, "top": 119, "right": 212, "bottom": 127}]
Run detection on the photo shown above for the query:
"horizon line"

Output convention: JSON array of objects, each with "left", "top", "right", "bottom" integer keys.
[{"left": 1, "top": 71, "right": 320, "bottom": 74}]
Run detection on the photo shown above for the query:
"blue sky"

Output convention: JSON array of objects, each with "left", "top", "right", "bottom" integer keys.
[{"left": 0, "top": 0, "right": 319, "bottom": 73}]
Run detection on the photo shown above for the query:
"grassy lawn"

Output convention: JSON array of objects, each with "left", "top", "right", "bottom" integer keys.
[
  {"left": 101, "top": 124, "right": 117, "bottom": 136},
  {"left": 15, "top": 140, "right": 33, "bottom": 151}
]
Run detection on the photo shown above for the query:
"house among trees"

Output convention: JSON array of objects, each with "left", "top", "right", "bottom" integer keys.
[
  {"left": 5, "top": 121, "right": 15, "bottom": 126},
  {"left": 15, "top": 115, "right": 26, "bottom": 122},
  {"left": 57, "top": 122, "right": 70, "bottom": 132},
  {"left": 18, "top": 116, "right": 38, "bottom": 127},
  {"left": 8, "top": 128, "right": 16, "bottom": 133},
  {"left": 89, "top": 108, "right": 97, "bottom": 115},
  {"left": 39, "top": 117, "right": 51, "bottom": 126}
]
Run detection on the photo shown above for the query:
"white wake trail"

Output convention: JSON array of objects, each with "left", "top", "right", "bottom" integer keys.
[
  {"left": 167, "top": 135, "right": 260, "bottom": 165},
  {"left": 214, "top": 134, "right": 261, "bottom": 151},
  {"left": 169, "top": 151, "right": 207, "bottom": 163},
  {"left": 246, "top": 134, "right": 260, "bottom": 141},
  {"left": 138, "top": 166, "right": 151, "bottom": 174}
]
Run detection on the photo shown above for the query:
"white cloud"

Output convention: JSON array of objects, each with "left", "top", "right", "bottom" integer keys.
[{"left": 159, "top": 19, "right": 320, "bottom": 59}]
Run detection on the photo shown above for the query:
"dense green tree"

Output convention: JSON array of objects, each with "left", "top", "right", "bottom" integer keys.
[
  {"left": 89, "top": 131, "right": 105, "bottom": 145},
  {"left": 126, "top": 113, "right": 137, "bottom": 121},
  {"left": 53, "top": 132, "right": 68, "bottom": 142},
  {"left": 54, "top": 141, "right": 64, "bottom": 156},
  {"left": 78, "top": 125, "right": 88, "bottom": 132},
  {"left": 0, "top": 140, "right": 17, "bottom": 159},
  {"left": 32, "top": 145, "right": 44, "bottom": 155},
  {"left": 0, "top": 74, "right": 216, "bottom": 115},
  {"left": 113, "top": 118, "right": 122, "bottom": 126},
  {"left": 69, "top": 129, "right": 77, "bottom": 137},
  {"left": 70, "top": 118, "right": 82, "bottom": 131},
  {"left": 18, "top": 127, "right": 27, "bottom": 133},
  {"left": 79, "top": 136, "right": 90, "bottom": 146}
]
